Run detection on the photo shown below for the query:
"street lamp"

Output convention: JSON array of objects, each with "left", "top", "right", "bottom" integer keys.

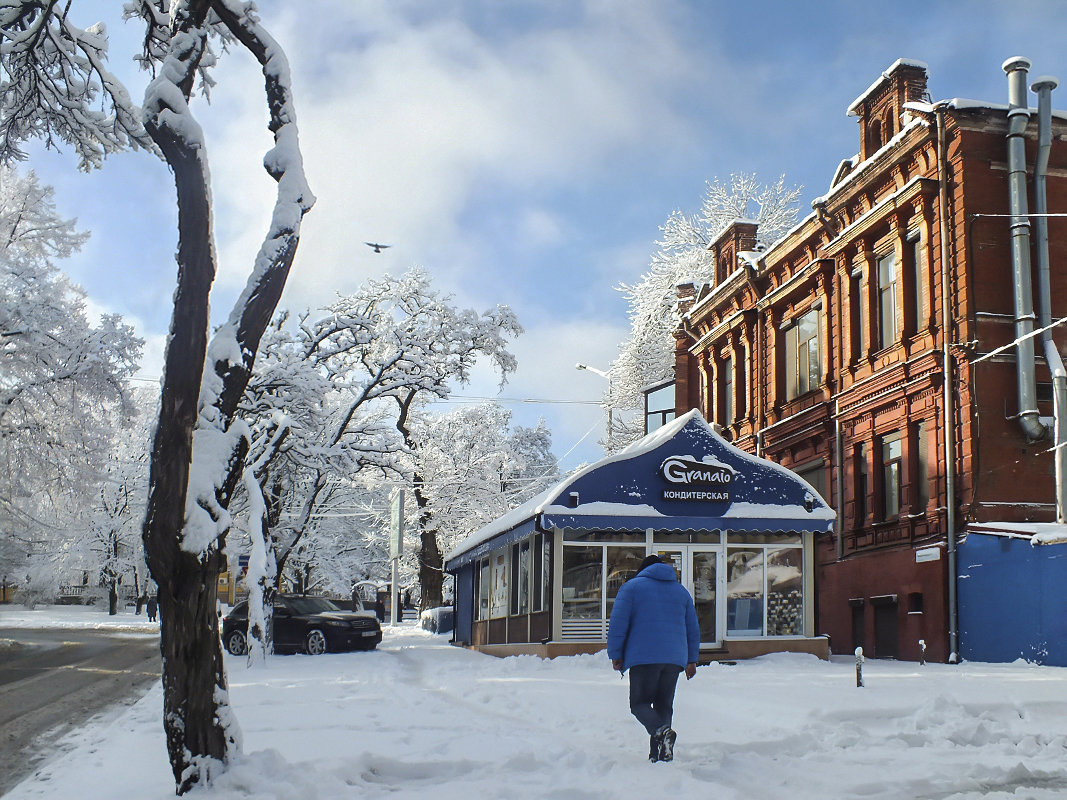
[{"left": 575, "top": 363, "right": 613, "bottom": 449}]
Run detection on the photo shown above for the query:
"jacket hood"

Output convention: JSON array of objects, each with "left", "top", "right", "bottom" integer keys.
[{"left": 638, "top": 562, "right": 678, "bottom": 582}]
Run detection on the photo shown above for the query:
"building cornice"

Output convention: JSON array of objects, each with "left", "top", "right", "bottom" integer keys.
[{"left": 821, "top": 176, "right": 938, "bottom": 256}]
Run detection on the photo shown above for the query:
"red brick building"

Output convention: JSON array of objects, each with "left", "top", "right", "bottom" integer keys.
[{"left": 670, "top": 58, "right": 1067, "bottom": 663}]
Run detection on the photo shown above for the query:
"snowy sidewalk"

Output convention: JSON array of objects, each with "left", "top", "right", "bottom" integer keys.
[
  {"left": 0, "top": 602, "right": 161, "bottom": 634},
  {"left": 5, "top": 606, "right": 1067, "bottom": 799}
]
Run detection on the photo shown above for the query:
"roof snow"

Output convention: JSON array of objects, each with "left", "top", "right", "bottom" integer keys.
[{"left": 847, "top": 58, "right": 930, "bottom": 117}]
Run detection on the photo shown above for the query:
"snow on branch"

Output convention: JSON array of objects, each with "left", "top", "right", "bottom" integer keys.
[
  {"left": 607, "top": 173, "right": 802, "bottom": 449},
  {"left": 0, "top": 2, "right": 158, "bottom": 169},
  {"left": 202, "top": 0, "right": 315, "bottom": 420}
]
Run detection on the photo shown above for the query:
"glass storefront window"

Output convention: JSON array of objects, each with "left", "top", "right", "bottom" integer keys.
[
  {"left": 727, "top": 547, "right": 764, "bottom": 636},
  {"left": 516, "top": 540, "right": 531, "bottom": 614},
  {"left": 766, "top": 548, "right": 803, "bottom": 635},
  {"left": 605, "top": 546, "right": 645, "bottom": 618},
  {"left": 477, "top": 558, "right": 489, "bottom": 621},
  {"left": 490, "top": 551, "right": 508, "bottom": 618},
  {"left": 531, "top": 535, "right": 543, "bottom": 611},
  {"left": 540, "top": 534, "right": 550, "bottom": 612},
  {"left": 562, "top": 545, "right": 602, "bottom": 619},
  {"left": 692, "top": 550, "right": 718, "bottom": 644}
]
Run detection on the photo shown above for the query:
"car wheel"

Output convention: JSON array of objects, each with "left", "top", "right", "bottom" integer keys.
[
  {"left": 225, "top": 630, "right": 247, "bottom": 656},
  {"left": 305, "top": 628, "right": 327, "bottom": 655}
]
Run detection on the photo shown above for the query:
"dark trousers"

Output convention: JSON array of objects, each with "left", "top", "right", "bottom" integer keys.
[{"left": 627, "top": 663, "right": 683, "bottom": 735}]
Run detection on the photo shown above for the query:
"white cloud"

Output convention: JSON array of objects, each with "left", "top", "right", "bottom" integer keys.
[
  {"left": 440, "top": 315, "right": 629, "bottom": 469},
  {"left": 516, "top": 207, "right": 565, "bottom": 250},
  {"left": 199, "top": 0, "right": 702, "bottom": 318}
]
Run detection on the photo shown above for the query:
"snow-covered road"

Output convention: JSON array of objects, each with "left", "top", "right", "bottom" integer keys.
[{"left": 4, "top": 605, "right": 1067, "bottom": 799}]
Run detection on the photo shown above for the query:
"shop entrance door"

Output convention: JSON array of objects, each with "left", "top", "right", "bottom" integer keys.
[{"left": 655, "top": 546, "right": 720, "bottom": 647}]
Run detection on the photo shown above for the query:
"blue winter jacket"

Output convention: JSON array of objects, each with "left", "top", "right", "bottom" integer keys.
[{"left": 607, "top": 562, "right": 700, "bottom": 672}]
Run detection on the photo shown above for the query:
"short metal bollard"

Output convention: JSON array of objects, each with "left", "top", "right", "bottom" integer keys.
[
  {"left": 855, "top": 646, "right": 864, "bottom": 688},
  {"left": 919, "top": 639, "right": 926, "bottom": 666}
]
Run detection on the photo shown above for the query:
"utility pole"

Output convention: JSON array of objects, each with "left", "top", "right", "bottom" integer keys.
[
  {"left": 389, "top": 489, "right": 404, "bottom": 626},
  {"left": 576, "top": 363, "right": 613, "bottom": 449}
]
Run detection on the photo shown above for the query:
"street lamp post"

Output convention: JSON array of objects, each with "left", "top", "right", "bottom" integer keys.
[{"left": 575, "top": 363, "right": 613, "bottom": 449}]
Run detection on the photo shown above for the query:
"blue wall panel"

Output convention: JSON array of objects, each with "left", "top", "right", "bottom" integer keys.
[
  {"left": 958, "top": 533, "right": 1067, "bottom": 665},
  {"left": 453, "top": 565, "right": 474, "bottom": 645}
]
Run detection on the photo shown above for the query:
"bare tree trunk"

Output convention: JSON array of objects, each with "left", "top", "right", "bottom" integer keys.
[
  {"left": 137, "top": 4, "right": 311, "bottom": 790},
  {"left": 394, "top": 390, "right": 443, "bottom": 611},
  {"left": 142, "top": 49, "right": 234, "bottom": 785},
  {"left": 418, "top": 523, "right": 444, "bottom": 611}
]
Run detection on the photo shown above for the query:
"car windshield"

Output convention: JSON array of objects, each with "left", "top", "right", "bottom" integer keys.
[{"left": 283, "top": 596, "right": 341, "bottom": 615}]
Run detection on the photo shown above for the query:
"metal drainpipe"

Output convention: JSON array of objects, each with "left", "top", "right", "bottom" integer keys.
[
  {"left": 834, "top": 265, "right": 846, "bottom": 560},
  {"left": 1003, "top": 57, "right": 1048, "bottom": 442},
  {"left": 935, "top": 104, "right": 959, "bottom": 663},
  {"left": 1031, "top": 74, "right": 1067, "bottom": 522},
  {"left": 835, "top": 399, "right": 845, "bottom": 560}
]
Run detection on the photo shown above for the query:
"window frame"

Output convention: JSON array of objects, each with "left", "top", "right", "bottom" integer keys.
[
  {"left": 725, "top": 544, "right": 805, "bottom": 638},
  {"left": 794, "top": 459, "right": 828, "bottom": 508},
  {"left": 643, "top": 380, "right": 676, "bottom": 434},
  {"left": 785, "top": 308, "right": 821, "bottom": 400},
  {"left": 475, "top": 557, "right": 491, "bottom": 621},
  {"left": 854, "top": 442, "right": 869, "bottom": 528},
  {"left": 913, "top": 420, "right": 929, "bottom": 512},
  {"left": 561, "top": 541, "right": 646, "bottom": 624},
  {"left": 877, "top": 248, "right": 900, "bottom": 349},
  {"left": 909, "top": 232, "right": 926, "bottom": 331},
  {"left": 722, "top": 354, "right": 734, "bottom": 425},
  {"left": 880, "top": 431, "right": 904, "bottom": 520},
  {"left": 489, "top": 549, "right": 508, "bottom": 619},
  {"left": 510, "top": 539, "right": 531, "bottom": 616}
]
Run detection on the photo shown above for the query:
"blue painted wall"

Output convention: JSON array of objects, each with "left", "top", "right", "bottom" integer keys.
[
  {"left": 453, "top": 564, "right": 474, "bottom": 645},
  {"left": 958, "top": 533, "right": 1067, "bottom": 665}
]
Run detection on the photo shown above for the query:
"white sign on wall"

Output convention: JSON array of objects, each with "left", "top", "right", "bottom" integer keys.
[{"left": 915, "top": 546, "right": 941, "bottom": 563}]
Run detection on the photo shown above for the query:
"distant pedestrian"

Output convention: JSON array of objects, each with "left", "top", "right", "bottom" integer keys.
[
  {"left": 351, "top": 585, "right": 361, "bottom": 613},
  {"left": 607, "top": 554, "right": 699, "bottom": 763},
  {"left": 146, "top": 594, "right": 158, "bottom": 623},
  {"left": 374, "top": 597, "right": 386, "bottom": 623}
]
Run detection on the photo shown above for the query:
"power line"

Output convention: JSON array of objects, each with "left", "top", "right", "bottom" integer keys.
[
  {"left": 434, "top": 395, "right": 602, "bottom": 406},
  {"left": 126, "top": 380, "right": 601, "bottom": 407}
]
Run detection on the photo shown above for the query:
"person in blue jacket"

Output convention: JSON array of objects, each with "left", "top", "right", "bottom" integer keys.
[{"left": 607, "top": 554, "right": 699, "bottom": 763}]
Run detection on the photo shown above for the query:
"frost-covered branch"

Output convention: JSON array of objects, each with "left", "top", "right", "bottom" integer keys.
[
  {"left": 607, "top": 172, "right": 801, "bottom": 449},
  {"left": 0, "top": 1, "right": 158, "bottom": 168}
]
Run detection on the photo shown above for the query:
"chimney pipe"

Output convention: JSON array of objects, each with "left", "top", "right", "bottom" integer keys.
[
  {"left": 1030, "top": 74, "right": 1067, "bottom": 522},
  {"left": 1002, "top": 57, "right": 1048, "bottom": 442}
]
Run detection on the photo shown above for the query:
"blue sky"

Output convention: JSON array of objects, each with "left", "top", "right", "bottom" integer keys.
[{"left": 26, "top": 0, "right": 1067, "bottom": 470}]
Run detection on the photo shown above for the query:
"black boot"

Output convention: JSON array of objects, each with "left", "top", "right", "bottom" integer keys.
[{"left": 658, "top": 727, "right": 677, "bottom": 762}]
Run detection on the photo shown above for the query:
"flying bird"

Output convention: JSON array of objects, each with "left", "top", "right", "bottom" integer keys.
[{"left": 364, "top": 242, "right": 391, "bottom": 253}]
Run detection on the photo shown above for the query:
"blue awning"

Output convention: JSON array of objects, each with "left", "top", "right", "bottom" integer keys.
[{"left": 445, "top": 410, "right": 835, "bottom": 571}]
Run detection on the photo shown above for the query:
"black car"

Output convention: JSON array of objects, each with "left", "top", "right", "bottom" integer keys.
[{"left": 222, "top": 595, "right": 383, "bottom": 655}]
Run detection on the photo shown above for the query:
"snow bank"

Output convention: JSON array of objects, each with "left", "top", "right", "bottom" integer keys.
[
  {"left": 7, "top": 609, "right": 1067, "bottom": 799},
  {"left": 0, "top": 603, "right": 160, "bottom": 633}
]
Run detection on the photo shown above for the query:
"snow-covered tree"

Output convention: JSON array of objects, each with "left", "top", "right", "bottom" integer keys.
[
  {"left": 0, "top": 167, "right": 141, "bottom": 581},
  {"left": 233, "top": 269, "right": 522, "bottom": 619},
  {"left": 411, "top": 403, "right": 558, "bottom": 584},
  {"left": 84, "top": 454, "right": 147, "bottom": 613},
  {"left": 609, "top": 173, "right": 802, "bottom": 449},
  {"left": 1, "top": 2, "right": 313, "bottom": 791}
]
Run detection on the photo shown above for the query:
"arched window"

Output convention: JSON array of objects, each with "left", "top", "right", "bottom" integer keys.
[{"left": 868, "top": 119, "right": 883, "bottom": 153}]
